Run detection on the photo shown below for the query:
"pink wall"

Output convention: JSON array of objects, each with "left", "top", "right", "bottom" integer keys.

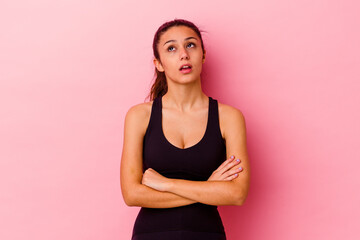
[{"left": 1, "top": 1, "right": 359, "bottom": 239}]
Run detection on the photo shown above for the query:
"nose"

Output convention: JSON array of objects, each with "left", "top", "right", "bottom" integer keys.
[{"left": 179, "top": 46, "right": 189, "bottom": 60}]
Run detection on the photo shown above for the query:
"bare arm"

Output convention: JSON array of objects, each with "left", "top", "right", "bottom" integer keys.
[
  {"left": 127, "top": 183, "right": 197, "bottom": 208},
  {"left": 120, "top": 104, "right": 196, "bottom": 208},
  {"left": 142, "top": 105, "right": 251, "bottom": 206}
]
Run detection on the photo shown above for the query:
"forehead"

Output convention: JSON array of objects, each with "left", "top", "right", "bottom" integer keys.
[{"left": 160, "top": 26, "right": 198, "bottom": 44}]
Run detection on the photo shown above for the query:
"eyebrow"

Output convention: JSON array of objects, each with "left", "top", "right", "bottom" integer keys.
[{"left": 163, "top": 37, "right": 198, "bottom": 46}]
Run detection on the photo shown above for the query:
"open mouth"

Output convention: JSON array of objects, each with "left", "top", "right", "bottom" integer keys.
[
  {"left": 180, "top": 66, "right": 192, "bottom": 73},
  {"left": 179, "top": 64, "right": 192, "bottom": 73},
  {"left": 179, "top": 66, "right": 192, "bottom": 70}
]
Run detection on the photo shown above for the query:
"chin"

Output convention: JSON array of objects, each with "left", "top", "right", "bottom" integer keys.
[{"left": 181, "top": 77, "right": 200, "bottom": 84}]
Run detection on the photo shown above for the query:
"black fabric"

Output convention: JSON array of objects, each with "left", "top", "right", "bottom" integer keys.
[{"left": 132, "top": 95, "right": 227, "bottom": 240}]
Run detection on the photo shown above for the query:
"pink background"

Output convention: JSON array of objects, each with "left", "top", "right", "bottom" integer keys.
[{"left": 1, "top": 1, "right": 359, "bottom": 239}]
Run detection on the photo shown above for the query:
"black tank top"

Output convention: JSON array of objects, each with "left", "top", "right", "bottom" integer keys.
[{"left": 132, "top": 95, "right": 227, "bottom": 239}]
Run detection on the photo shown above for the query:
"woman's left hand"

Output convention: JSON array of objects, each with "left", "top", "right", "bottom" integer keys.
[{"left": 142, "top": 168, "right": 171, "bottom": 192}]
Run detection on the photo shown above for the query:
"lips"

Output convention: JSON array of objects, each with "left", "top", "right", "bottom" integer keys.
[{"left": 179, "top": 64, "right": 192, "bottom": 70}]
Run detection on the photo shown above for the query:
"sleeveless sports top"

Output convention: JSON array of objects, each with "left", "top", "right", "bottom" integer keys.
[{"left": 132, "top": 95, "right": 227, "bottom": 239}]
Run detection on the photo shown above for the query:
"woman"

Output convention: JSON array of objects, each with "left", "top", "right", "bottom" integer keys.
[{"left": 120, "top": 19, "right": 250, "bottom": 240}]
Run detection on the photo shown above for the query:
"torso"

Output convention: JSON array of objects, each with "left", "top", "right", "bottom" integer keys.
[
  {"left": 131, "top": 95, "right": 229, "bottom": 238},
  {"left": 137, "top": 96, "right": 231, "bottom": 149}
]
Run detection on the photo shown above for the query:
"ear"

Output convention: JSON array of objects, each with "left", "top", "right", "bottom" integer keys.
[
  {"left": 153, "top": 58, "right": 165, "bottom": 72},
  {"left": 202, "top": 50, "right": 206, "bottom": 64}
]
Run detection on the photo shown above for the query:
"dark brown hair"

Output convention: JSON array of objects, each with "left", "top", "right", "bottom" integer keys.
[{"left": 145, "top": 18, "right": 206, "bottom": 101}]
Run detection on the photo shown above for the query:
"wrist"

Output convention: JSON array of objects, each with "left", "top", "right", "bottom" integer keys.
[{"left": 166, "top": 178, "right": 176, "bottom": 192}]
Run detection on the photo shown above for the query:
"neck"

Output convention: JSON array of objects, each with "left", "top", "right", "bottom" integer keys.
[{"left": 162, "top": 77, "right": 207, "bottom": 112}]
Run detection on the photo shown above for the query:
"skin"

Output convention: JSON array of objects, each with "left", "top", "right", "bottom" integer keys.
[{"left": 120, "top": 26, "right": 250, "bottom": 208}]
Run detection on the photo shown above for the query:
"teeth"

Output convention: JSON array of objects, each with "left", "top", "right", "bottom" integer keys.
[{"left": 182, "top": 66, "right": 190, "bottom": 69}]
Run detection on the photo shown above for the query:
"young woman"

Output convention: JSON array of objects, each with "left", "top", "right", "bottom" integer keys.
[{"left": 120, "top": 19, "right": 250, "bottom": 240}]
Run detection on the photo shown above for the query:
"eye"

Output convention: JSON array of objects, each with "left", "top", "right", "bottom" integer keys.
[
  {"left": 167, "top": 46, "right": 175, "bottom": 52},
  {"left": 167, "top": 43, "right": 195, "bottom": 52},
  {"left": 187, "top": 42, "right": 195, "bottom": 48}
]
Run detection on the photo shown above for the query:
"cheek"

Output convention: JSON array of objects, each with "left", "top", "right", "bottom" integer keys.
[
  {"left": 194, "top": 56, "right": 204, "bottom": 70},
  {"left": 196, "top": 64, "right": 203, "bottom": 73},
  {"left": 158, "top": 54, "right": 172, "bottom": 70}
]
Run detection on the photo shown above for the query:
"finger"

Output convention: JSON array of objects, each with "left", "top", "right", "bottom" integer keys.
[
  {"left": 223, "top": 173, "right": 239, "bottom": 181},
  {"left": 224, "top": 158, "right": 241, "bottom": 171},
  {"left": 216, "top": 166, "right": 242, "bottom": 181},
  {"left": 219, "top": 158, "right": 241, "bottom": 174},
  {"left": 217, "top": 156, "right": 237, "bottom": 172},
  {"left": 217, "top": 156, "right": 234, "bottom": 170},
  {"left": 224, "top": 166, "right": 243, "bottom": 177}
]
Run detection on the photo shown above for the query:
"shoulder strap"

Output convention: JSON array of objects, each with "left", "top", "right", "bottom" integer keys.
[
  {"left": 207, "top": 96, "right": 223, "bottom": 141},
  {"left": 144, "top": 96, "right": 161, "bottom": 137}
]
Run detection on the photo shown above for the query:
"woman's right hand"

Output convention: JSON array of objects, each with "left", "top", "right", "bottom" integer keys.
[{"left": 207, "top": 155, "right": 243, "bottom": 181}]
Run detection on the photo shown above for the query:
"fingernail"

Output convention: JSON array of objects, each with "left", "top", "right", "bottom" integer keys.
[
  {"left": 235, "top": 173, "right": 238, "bottom": 176},
  {"left": 236, "top": 159, "right": 240, "bottom": 162},
  {"left": 231, "top": 155, "right": 234, "bottom": 159},
  {"left": 239, "top": 167, "right": 242, "bottom": 170}
]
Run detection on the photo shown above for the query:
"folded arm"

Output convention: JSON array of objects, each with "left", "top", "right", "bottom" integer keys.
[
  {"left": 142, "top": 170, "right": 241, "bottom": 206},
  {"left": 120, "top": 102, "right": 250, "bottom": 208},
  {"left": 120, "top": 104, "right": 196, "bottom": 208},
  {"left": 142, "top": 105, "right": 251, "bottom": 206},
  {"left": 126, "top": 182, "right": 197, "bottom": 208}
]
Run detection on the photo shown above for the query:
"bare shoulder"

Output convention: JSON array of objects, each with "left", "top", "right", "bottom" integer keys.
[
  {"left": 217, "top": 101, "right": 246, "bottom": 139},
  {"left": 218, "top": 101, "right": 245, "bottom": 120},
  {"left": 124, "top": 100, "right": 154, "bottom": 135},
  {"left": 121, "top": 100, "right": 154, "bottom": 205},
  {"left": 125, "top": 100, "right": 153, "bottom": 120}
]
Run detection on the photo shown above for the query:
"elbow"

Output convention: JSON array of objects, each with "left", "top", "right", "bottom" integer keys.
[
  {"left": 124, "top": 195, "right": 141, "bottom": 207},
  {"left": 122, "top": 185, "right": 146, "bottom": 207},
  {"left": 122, "top": 193, "right": 134, "bottom": 206},
  {"left": 233, "top": 188, "right": 248, "bottom": 206},
  {"left": 122, "top": 190, "right": 138, "bottom": 207},
  {"left": 235, "top": 195, "right": 246, "bottom": 206},
  {"left": 121, "top": 182, "right": 143, "bottom": 207},
  {"left": 124, "top": 197, "right": 135, "bottom": 207}
]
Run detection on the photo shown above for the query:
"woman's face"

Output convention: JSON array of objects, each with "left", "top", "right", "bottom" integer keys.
[{"left": 154, "top": 26, "right": 206, "bottom": 84}]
